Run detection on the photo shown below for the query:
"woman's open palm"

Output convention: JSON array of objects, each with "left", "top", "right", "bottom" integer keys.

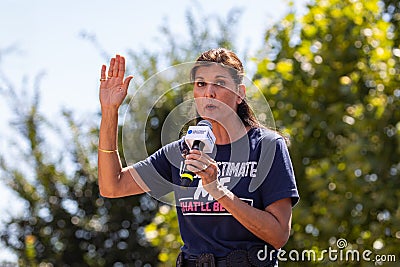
[{"left": 99, "top": 55, "right": 133, "bottom": 109}]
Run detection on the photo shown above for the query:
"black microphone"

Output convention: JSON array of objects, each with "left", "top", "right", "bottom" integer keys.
[{"left": 180, "top": 120, "right": 215, "bottom": 186}]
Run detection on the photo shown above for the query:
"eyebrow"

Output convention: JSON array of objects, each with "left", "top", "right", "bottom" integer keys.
[{"left": 195, "top": 75, "right": 229, "bottom": 80}]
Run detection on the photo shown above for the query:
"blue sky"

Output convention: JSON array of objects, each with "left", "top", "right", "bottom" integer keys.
[{"left": 0, "top": 0, "right": 307, "bottom": 262}]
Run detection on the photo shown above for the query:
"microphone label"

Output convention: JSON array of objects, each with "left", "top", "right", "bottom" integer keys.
[
  {"left": 188, "top": 129, "right": 207, "bottom": 135},
  {"left": 185, "top": 125, "right": 216, "bottom": 153}
]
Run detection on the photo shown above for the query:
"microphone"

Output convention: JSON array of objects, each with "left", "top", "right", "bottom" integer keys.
[{"left": 180, "top": 120, "right": 216, "bottom": 186}]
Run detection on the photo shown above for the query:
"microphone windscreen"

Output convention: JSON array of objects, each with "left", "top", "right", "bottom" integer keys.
[{"left": 197, "top": 120, "right": 212, "bottom": 130}]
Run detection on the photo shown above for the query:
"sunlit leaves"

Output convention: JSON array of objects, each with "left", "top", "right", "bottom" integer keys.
[
  {"left": 255, "top": 0, "right": 400, "bottom": 264},
  {"left": 1, "top": 82, "right": 159, "bottom": 266}
]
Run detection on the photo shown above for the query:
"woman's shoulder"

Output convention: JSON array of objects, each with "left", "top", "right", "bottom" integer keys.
[
  {"left": 249, "top": 127, "right": 285, "bottom": 144},
  {"left": 144, "top": 138, "right": 185, "bottom": 168}
]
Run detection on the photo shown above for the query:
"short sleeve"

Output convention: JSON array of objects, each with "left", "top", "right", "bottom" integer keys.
[
  {"left": 133, "top": 143, "right": 177, "bottom": 198},
  {"left": 259, "top": 138, "right": 299, "bottom": 208}
]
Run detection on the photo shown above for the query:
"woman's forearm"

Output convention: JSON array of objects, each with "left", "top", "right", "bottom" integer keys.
[
  {"left": 99, "top": 107, "right": 119, "bottom": 150},
  {"left": 209, "top": 186, "right": 292, "bottom": 249},
  {"left": 98, "top": 107, "right": 124, "bottom": 196},
  {"left": 98, "top": 107, "right": 148, "bottom": 197}
]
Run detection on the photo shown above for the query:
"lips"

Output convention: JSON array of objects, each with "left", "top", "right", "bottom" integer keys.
[
  {"left": 206, "top": 103, "right": 216, "bottom": 108},
  {"left": 205, "top": 103, "right": 217, "bottom": 110}
]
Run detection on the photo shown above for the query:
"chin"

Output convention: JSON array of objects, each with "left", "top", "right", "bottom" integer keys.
[
  {"left": 199, "top": 114, "right": 217, "bottom": 122},
  {"left": 201, "top": 115, "right": 231, "bottom": 127}
]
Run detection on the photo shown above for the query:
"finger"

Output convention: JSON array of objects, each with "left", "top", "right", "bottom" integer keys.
[
  {"left": 185, "top": 157, "right": 208, "bottom": 170},
  {"left": 199, "top": 151, "right": 213, "bottom": 161},
  {"left": 185, "top": 165, "right": 199, "bottom": 174},
  {"left": 122, "top": 75, "right": 134, "bottom": 91},
  {"left": 100, "top": 65, "right": 107, "bottom": 88},
  {"left": 108, "top": 57, "right": 115, "bottom": 77},
  {"left": 113, "top": 55, "right": 120, "bottom": 78},
  {"left": 118, "top": 56, "right": 126, "bottom": 78},
  {"left": 187, "top": 150, "right": 202, "bottom": 157},
  {"left": 186, "top": 150, "right": 212, "bottom": 163},
  {"left": 185, "top": 160, "right": 207, "bottom": 173},
  {"left": 185, "top": 152, "right": 201, "bottom": 161},
  {"left": 100, "top": 65, "right": 106, "bottom": 80}
]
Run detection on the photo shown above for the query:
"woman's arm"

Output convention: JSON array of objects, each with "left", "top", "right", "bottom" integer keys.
[
  {"left": 98, "top": 55, "right": 149, "bottom": 198},
  {"left": 210, "top": 190, "right": 292, "bottom": 249}
]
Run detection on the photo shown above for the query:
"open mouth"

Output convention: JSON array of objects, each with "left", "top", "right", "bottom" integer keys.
[{"left": 205, "top": 103, "right": 217, "bottom": 110}]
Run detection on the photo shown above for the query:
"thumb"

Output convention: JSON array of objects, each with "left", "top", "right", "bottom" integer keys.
[{"left": 123, "top": 75, "right": 134, "bottom": 90}]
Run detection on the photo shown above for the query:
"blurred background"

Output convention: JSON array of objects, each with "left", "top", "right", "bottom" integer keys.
[{"left": 0, "top": 0, "right": 399, "bottom": 266}]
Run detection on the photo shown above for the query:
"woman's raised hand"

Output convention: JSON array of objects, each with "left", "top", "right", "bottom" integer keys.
[{"left": 99, "top": 55, "right": 133, "bottom": 109}]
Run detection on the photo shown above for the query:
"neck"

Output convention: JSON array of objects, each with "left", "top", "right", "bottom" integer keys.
[{"left": 210, "top": 117, "right": 250, "bottom": 145}]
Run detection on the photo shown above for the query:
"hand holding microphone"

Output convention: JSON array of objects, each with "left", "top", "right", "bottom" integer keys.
[{"left": 180, "top": 120, "right": 216, "bottom": 186}]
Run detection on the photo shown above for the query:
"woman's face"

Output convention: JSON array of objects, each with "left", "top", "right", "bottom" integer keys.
[{"left": 193, "top": 64, "right": 244, "bottom": 124}]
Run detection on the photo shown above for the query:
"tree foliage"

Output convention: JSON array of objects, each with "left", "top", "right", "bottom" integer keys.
[
  {"left": 0, "top": 6, "right": 243, "bottom": 267},
  {"left": 254, "top": 0, "right": 400, "bottom": 265},
  {"left": 0, "top": 78, "right": 159, "bottom": 266}
]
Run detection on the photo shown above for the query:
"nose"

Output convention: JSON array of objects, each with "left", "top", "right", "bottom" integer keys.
[{"left": 204, "top": 82, "right": 216, "bottom": 98}]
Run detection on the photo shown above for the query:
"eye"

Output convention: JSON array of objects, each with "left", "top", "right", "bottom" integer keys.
[
  {"left": 215, "top": 80, "right": 225, "bottom": 87},
  {"left": 195, "top": 81, "right": 206, "bottom": 87}
]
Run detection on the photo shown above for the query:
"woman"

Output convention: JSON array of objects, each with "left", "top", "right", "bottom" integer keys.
[{"left": 98, "top": 48, "right": 299, "bottom": 266}]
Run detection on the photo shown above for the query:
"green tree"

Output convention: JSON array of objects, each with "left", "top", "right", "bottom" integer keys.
[
  {"left": 0, "top": 76, "right": 159, "bottom": 266},
  {"left": 254, "top": 0, "right": 399, "bottom": 265},
  {"left": 382, "top": 0, "right": 400, "bottom": 47},
  {"left": 0, "top": 6, "right": 244, "bottom": 266}
]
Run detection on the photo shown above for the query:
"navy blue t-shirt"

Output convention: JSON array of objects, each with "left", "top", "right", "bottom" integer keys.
[{"left": 134, "top": 127, "right": 299, "bottom": 258}]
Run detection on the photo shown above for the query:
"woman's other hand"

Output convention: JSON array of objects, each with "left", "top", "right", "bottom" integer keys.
[{"left": 185, "top": 149, "right": 218, "bottom": 185}]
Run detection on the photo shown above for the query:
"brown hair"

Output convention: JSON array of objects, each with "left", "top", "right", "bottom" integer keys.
[{"left": 191, "top": 48, "right": 259, "bottom": 128}]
